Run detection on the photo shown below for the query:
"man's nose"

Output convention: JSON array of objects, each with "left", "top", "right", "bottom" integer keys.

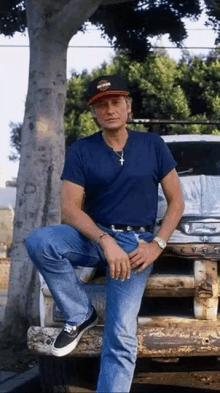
[{"left": 106, "top": 103, "right": 115, "bottom": 113}]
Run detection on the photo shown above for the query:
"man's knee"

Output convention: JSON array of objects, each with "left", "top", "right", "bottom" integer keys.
[{"left": 26, "top": 226, "right": 51, "bottom": 261}]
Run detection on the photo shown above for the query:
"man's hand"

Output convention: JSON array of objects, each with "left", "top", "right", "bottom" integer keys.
[
  {"left": 128, "top": 241, "right": 162, "bottom": 273},
  {"left": 100, "top": 235, "right": 131, "bottom": 281}
]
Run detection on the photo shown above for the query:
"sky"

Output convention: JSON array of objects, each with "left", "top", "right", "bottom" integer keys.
[{"left": 0, "top": 11, "right": 218, "bottom": 188}]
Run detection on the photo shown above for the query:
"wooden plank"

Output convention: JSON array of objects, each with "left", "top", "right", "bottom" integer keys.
[
  {"left": 27, "top": 325, "right": 220, "bottom": 358},
  {"left": 194, "top": 260, "right": 219, "bottom": 320},
  {"left": 145, "top": 274, "right": 195, "bottom": 297}
]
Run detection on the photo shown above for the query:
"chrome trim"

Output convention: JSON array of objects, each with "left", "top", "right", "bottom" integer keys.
[{"left": 165, "top": 243, "right": 220, "bottom": 260}]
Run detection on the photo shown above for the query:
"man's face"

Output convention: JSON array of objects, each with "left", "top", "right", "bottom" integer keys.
[{"left": 91, "top": 95, "right": 131, "bottom": 132}]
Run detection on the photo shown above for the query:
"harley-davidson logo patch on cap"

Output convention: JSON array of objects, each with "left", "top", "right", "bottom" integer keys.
[
  {"left": 86, "top": 74, "right": 130, "bottom": 105},
  {"left": 97, "top": 80, "right": 111, "bottom": 91}
]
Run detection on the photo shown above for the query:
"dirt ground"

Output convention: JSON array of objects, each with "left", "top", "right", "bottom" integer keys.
[
  {"left": 64, "top": 357, "right": 220, "bottom": 392},
  {"left": 132, "top": 357, "right": 220, "bottom": 392},
  {"left": 0, "top": 340, "right": 39, "bottom": 374},
  {"left": 0, "top": 296, "right": 39, "bottom": 374}
]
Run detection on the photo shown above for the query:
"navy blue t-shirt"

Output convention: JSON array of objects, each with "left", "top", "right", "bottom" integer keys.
[{"left": 61, "top": 130, "right": 176, "bottom": 226}]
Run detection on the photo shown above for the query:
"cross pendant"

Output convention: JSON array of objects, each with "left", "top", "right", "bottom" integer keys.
[{"left": 119, "top": 157, "right": 125, "bottom": 165}]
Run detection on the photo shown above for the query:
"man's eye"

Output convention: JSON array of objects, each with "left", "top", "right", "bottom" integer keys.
[{"left": 96, "top": 102, "right": 106, "bottom": 108}]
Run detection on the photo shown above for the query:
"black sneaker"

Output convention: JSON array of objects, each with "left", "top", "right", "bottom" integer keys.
[{"left": 52, "top": 307, "right": 98, "bottom": 357}]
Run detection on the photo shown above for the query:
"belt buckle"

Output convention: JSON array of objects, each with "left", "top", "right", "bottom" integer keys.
[
  {"left": 110, "top": 225, "right": 124, "bottom": 232},
  {"left": 140, "top": 226, "right": 146, "bottom": 232},
  {"left": 127, "top": 226, "right": 132, "bottom": 231}
]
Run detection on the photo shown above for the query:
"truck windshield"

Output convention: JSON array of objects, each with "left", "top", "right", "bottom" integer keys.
[{"left": 167, "top": 142, "right": 220, "bottom": 176}]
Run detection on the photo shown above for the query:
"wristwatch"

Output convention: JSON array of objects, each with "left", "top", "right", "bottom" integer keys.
[{"left": 153, "top": 236, "right": 167, "bottom": 250}]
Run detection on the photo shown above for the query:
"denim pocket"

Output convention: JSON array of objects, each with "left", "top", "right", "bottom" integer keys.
[
  {"left": 135, "top": 232, "right": 154, "bottom": 243},
  {"left": 113, "top": 231, "right": 139, "bottom": 254}
]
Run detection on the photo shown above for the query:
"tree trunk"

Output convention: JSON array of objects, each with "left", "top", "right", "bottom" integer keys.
[{"left": 2, "top": 0, "right": 103, "bottom": 343}]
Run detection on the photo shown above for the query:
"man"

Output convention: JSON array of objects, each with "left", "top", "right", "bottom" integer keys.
[{"left": 26, "top": 74, "right": 184, "bottom": 393}]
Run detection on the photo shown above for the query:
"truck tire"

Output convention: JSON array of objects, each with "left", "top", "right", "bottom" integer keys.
[{"left": 39, "top": 356, "right": 70, "bottom": 393}]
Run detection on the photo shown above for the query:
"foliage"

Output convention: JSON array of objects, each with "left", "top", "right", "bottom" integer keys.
[
  {"left": 178, "top": 54, "right": 220, "bottom": 133},
  {"left": 60, "top": 50, "right": 220, "bottom": 137},
  {"left": 204, "top": 0, "right": 220, "bottom": 45},
  {"left": 1, "top": 1, "right": 220, "bottom": 61},
  {"left": 0, "top": 0, "right": 26, "bottom": 36},
  {"left": 9, "top": 122, "right": 22, "bottom": 161},
  {"left": 9, "top": 50, "right": 220, "bottom": 160},
  {"left": 89, "top": 0, "right": 201, "bottom": 61}
]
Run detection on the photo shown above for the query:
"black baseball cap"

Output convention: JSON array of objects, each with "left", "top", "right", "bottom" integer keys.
[{"left": 87, "top": 75, "right": 130, "bottom": 105}]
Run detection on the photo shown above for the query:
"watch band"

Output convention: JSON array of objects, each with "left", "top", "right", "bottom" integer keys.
[{"left": 153, "top": 236, "right": 167, "bottom": 250}]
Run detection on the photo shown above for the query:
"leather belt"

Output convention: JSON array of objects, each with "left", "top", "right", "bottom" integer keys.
[{"left": 99, "top": 224, "right": 153, "bottom": 233}]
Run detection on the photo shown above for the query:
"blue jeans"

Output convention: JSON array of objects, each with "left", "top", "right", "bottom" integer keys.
[{"left": 26, "top": 224, "right": 154, "bottom": 393}]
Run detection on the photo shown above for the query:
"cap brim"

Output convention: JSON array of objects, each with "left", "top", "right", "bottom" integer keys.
[{"left": 88, "top": 90, "right": 129, "bottom": 105}]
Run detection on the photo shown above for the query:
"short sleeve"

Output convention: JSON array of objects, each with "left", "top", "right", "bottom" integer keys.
[
  {"left": 61, "top": 142, "right": 85, "bottom": 187},
  {"left": 156, "top": 136, "right": 177, "bottom": 181}
]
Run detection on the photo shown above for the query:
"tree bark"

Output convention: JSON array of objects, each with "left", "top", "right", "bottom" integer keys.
[{"left": 2, "top": 0, "right": 103, "bottom": 343}]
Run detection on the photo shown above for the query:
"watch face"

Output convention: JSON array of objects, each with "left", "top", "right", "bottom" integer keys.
[
  {"left": 154, "top": 237, "right": 166, "bottom": 249},
  {"left": 159, "top": 240, "right": 165, "bottom": 249}
]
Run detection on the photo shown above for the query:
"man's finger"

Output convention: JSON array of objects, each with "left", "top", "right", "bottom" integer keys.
[
  {"left": 126, "top": 259, "right": 131, "bottom": 279},
  {"left": 114, "top": 263, "right": 121, "bottom": 280},
  {"left": 109, "top": 262, "right": 116, "bottom": 279},
  {"left": 119, "top": 260, "right": 128, "bottom": 281},
  {"left": 128, "top": 248, "right": 139, "bottom": 258},
  {"left": 109, "top": 262, "right": 115, "bottom": 279},
  {"left": 121, "top": 257, "right": 131, "bottom": 280},
  {"left": 129, "top": 249, "right": 141, "bottom": 258},
  {"left": 129, "top": 252, "right": 142, "bottom": 264},
  {"left": 130, "top": 257, "right": 141, "bottom": 266},
  {"left": 131, "top": 259, "right": 144, "bottom": 269},
  {"left": 131, "top": 256, "right": 144, "bottom": 267}
]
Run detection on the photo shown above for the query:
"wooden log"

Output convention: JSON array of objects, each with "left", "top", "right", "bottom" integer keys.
[
  {"left": 42, "top": 274, "right": 220, "bottom": 299},
  {"left": 41, "top": 275, "right": 196, "bottom": 299},
  {"left": 27, "top": 325, "right": 220, "bottom": 358},
  {"left": 27, "top": 325, "right": 103, "bottom": 356},
  {"left": 194, "top": 260, "right": 219, "bottom": 320},
  {"left": 138, "top": 315, "right": 220, "bottom": 328},
  {"left": 139, "top": 326, "right": 220, "bottom": 357},
  {"left": 144, "top": 274, "right": 195, "bottom": 297}
]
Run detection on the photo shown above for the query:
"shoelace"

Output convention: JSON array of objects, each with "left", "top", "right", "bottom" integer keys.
[{"left": 64, "top": 324, "right": 77, "bottom": 334}]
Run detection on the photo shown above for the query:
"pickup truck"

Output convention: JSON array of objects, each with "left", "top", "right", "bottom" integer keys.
[{"left": 27, "top": 134, "right": 220, "bottom": 392}]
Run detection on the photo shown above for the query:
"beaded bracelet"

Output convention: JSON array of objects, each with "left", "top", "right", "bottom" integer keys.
[{"left": 97, "top": 232, "right": 108, "bottom": 245}]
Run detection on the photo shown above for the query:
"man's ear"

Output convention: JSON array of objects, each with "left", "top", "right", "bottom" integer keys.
[
  {"left": 90, "top": 106, "right": 97, "bottom": 118},
  {"left": 127, "top": 104, "right": 131, "bottom": 114},
  {"left": 125, "top": 97, "right": 132, "bottom": 113},
  {"left": 125, "top": 97, "right": 133, "bottom": 122}
]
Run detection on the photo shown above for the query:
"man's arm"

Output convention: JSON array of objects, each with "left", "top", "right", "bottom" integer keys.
[
  {"left": 61, "top": 180, "right": 103, "bottom": 241},
  {"left": 61, "top": 180, "right": 131, "bottom": 280},
  {"left": 154, "top": 168, "right": 185, "bottom": 242},
  {"left": 129, "top": 168, "right": 185, "bottom": 272}
]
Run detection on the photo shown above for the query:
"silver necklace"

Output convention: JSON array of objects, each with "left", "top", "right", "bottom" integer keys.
[
  {"left": 102, "top": 132, "right": 125, "bottom": 165},
  {"left": 114, "top": 150, "right": 125, "bottom": 166}
]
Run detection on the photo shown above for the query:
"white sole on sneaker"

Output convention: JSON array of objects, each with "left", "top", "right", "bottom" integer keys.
[{"left": 51, "top": 316, "right": 98, "bottom": 357}]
